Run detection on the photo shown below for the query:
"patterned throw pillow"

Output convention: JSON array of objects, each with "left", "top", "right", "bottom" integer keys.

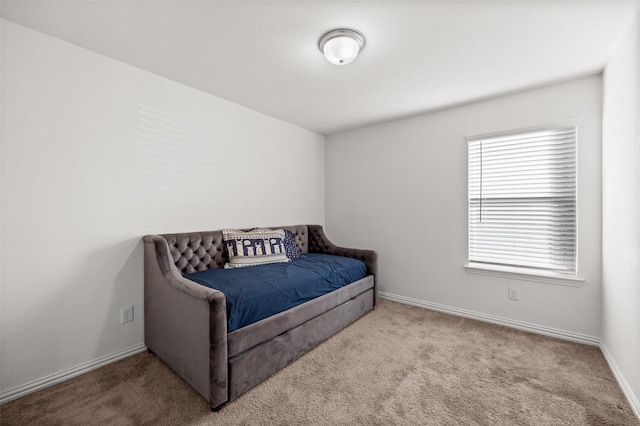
[
  {"left": 283, "top": 229, "right": 305, "bottom": 260},
  {"left": 222, "top": 228, "right": 290, "bottom": 269}
]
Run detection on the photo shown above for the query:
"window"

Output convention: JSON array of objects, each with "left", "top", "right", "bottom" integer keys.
[{"left": 467, "top": 127, "right": 577, "bottom": 277}]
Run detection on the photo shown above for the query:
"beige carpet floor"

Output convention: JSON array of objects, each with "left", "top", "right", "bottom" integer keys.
[{"left": 1, "top": 300, "right": 637, "bottom": 425}]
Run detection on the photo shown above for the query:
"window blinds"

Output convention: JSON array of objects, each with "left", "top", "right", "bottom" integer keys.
[{"left": 468, "top": 127, "right": 577, "bottom": 274}]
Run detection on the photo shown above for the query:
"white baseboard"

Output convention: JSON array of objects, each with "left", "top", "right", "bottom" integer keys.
[
  {"left": 0, "top": 343, "right": 147, "bottom": 404},
  {"left": 600, "top": 343, "right": 640, "bottom": 419},
  {"left": 378, "top": 291, "right": 600, "bottom": 346}
]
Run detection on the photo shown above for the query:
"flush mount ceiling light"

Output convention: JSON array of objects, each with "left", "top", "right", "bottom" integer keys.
[{"left": 318, "top": 29, "right": 365, "bottom": 66}]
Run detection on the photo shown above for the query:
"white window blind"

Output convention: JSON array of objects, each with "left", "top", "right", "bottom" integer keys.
[{"left": 468, "top": 127, "right": 577, "bottom": 275}]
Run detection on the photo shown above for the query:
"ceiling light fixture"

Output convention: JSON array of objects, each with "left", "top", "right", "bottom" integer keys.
[{"left": 318, "top": 29, "right": 365, "bottom": 66}]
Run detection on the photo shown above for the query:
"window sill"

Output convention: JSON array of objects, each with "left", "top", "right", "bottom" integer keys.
[{"left": 464, "top": 263, "right": 584, "bottom": 287}]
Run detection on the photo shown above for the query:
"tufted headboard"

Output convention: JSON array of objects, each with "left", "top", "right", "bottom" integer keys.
[{"left": 158, "top": 225, "right": 309, "bottom": 275}]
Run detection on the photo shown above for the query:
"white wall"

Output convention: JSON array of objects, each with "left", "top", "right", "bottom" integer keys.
[
  {"left": 0, "top": 20, "right": 325, "bottom": 397},
  {"left": 602, "top": 9, "right": 640, "bottom": 415},
  {"left": 326, "top": 76, "right": 602, "bottom": 339}
]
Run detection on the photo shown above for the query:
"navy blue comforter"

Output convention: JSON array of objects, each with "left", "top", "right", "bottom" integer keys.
[{"left": 184, "top": 253, "right": 367, "bottom": 332}]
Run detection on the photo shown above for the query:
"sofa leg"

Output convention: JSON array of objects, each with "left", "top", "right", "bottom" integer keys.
[
  {"left": 147, "top": 347, "right": 155, "bottom": 355},
  {"left": 211, "top": 403, "right": 224, "bottom": 412}
]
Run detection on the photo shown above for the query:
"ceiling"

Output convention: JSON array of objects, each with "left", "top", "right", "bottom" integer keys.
[{"left": 2, "top": 1, "right": 638, "bottom": 135}]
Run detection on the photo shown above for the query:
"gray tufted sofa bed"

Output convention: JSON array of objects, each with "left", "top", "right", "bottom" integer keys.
[{"left": 143, "top": 224, "right": 377, "bottom": 410}]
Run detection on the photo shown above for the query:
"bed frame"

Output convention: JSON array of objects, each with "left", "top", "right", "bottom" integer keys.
[{"left": 143, "top": 225, "right": 377, "bottom": 410}]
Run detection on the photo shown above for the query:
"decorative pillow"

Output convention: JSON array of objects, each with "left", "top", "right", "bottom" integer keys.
[
  {"left": 222, "top": 228, "right": 290, "bottom": 269},
  {"left": 283, "top": 229, "right": 305, "bottom": 260}
]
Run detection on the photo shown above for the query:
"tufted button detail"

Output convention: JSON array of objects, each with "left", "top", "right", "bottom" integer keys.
[{"left": 163, "top": 231, "right": 226, "bottom": 273}]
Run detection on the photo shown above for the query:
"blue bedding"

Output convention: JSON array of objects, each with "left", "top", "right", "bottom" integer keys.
[{"left": 184, "top": 253, "right": 366, "bottom": 332}]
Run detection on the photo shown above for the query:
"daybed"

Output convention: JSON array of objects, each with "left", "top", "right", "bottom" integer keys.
[{"left": 143, "top": 225, "right": 377, "bottom": 410}]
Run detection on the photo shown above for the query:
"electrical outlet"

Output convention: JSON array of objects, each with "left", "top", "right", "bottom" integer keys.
[
  {"left": 121, "top": 305, "right": 134, "bottom": 323},
  {"left": 508, "top": 287, "right": 520, "bottom": 301}
]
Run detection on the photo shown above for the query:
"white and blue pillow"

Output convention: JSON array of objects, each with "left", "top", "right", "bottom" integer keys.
[
  {"left": 223, "top": 228, "right": 290, "bottom": 269},
  {"left": 283, "top": 229, "right": 305, "bottom": 260}
]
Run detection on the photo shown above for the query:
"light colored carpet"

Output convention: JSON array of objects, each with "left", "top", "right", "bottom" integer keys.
[{"left": 1, "top": 300, "right": 637, "bottom": 425}]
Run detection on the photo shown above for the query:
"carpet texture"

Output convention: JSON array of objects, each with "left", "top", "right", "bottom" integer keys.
[{"left": 1, "top": 300, "right": 637, "bottom": 425}]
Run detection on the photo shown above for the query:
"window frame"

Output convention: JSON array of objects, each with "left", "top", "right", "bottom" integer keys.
[{"left": 464, "top": 124, "right": 583, "bottom": 286}]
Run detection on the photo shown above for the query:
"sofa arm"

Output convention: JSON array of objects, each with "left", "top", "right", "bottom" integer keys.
[
  {"left": 307, "top": 225, "right": 378, "bottom": 305},
  {"left": 143, "top": 235, "right": 228, "bottom": 409},
  {"left": 144, "top": 235, "right": 222, "bottom": 302}
]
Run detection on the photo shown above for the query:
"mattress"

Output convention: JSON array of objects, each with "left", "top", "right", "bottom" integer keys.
[{"left": 185, "top": 253, "right": 367, "bottom": 332}]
